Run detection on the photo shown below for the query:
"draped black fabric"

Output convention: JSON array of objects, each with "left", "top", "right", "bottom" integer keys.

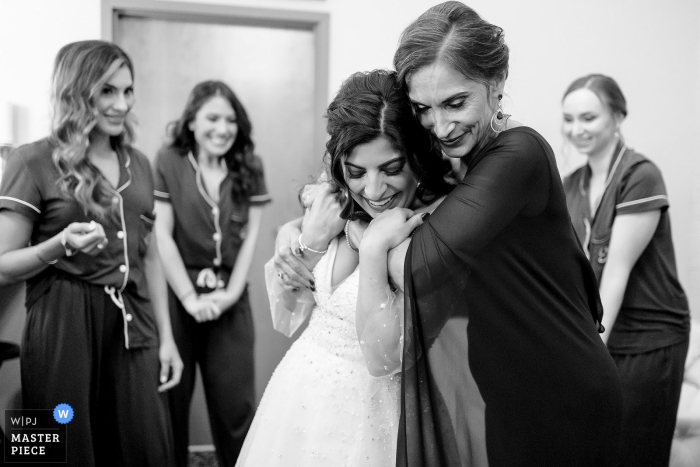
[{"left": 397, "top": 127, "right": 623, "bottom": 467}]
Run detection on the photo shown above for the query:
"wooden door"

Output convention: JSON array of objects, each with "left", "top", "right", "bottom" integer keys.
[{"left": 115, "top": 14, "right": 321, "bottom": 445}]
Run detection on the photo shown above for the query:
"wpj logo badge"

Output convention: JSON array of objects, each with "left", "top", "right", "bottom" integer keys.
[{"left": 4, "top": 404, "right": 71, "bottom": 463}]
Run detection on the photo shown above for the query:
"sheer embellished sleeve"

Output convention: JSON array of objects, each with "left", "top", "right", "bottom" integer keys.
[
  {"left": 357, "top": 285, "right": 404, "bottom": 377},
  {"left": 264, "top": 259, "right": 315, "bottom": 338},
  {"left": 356, "top": 228, "right": 413, "bottom": 378}
]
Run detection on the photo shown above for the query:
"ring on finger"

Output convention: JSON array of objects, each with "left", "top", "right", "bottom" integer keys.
[{"left": 277, "top": 271, "right": 284, "bottom": 279}]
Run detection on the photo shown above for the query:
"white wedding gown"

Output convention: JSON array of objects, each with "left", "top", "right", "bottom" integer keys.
[{"left": 236, "top": 238, "right": 401, "bottom": 466}]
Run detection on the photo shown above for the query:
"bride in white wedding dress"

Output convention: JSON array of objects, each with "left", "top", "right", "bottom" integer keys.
[
  {"left": 240, "top": 236, "right": 401, "bottom": 466},
  {"left": 234, "top": 70, "right": 453, "bottom": 467}
]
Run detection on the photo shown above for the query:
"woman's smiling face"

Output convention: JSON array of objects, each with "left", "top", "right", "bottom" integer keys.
[
  {"left": 407, "top": 61, "right": 503, "bottom": 159},
  {"left": 561, "top": 88, "right": 620, "bottom": 157},
  {"left": 189, "top": 95, "right": 238, "bottom": 159},
  {"left": 344, "top": 137, "right": 418, "bottom": 218},
  {"left": 93, "top": 65, "right": 134, "bottom": 137}
]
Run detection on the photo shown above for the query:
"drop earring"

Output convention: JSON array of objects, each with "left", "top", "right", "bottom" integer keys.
[{"left": 490, "top": 94, "right": 509, "bottom": 134}]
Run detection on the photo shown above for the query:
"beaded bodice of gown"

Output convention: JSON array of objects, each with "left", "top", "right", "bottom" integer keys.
[
  {"left": 234, "top": 237, "right": 400, "bottom": 467},
  {"left": 303, "top": 238, "right": 363, "bottom": 363}
]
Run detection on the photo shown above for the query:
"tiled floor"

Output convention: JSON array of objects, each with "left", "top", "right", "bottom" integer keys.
[{"left": 188, "top": 450, "right": 219, "bottom": 467}]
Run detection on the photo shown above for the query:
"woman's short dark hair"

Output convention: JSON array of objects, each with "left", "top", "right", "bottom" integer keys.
[
  {"left": 394, "top": 1, "right": 509, "bottom": 90},
  {"left": 563, "top": 74, "right": 628, "bottom": 118},
  {"left": 326, "top": 70, "right": 452, "bottom": 221},
  {"left": 167, "top": 80, "right": 262, "bottom": 200}
]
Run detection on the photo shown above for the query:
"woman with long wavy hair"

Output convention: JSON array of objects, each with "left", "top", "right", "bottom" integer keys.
[
  {"left": 153, "top": 81, "right": 271, "bottom": 467},
  {"left": 0, "top": 40, "right": 181, "bottom": 466}
]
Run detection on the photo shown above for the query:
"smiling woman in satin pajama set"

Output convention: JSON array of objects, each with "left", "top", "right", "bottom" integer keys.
[
  {"left": 0, "top": 41, "right": 180, "bottom": 467},
  {"left": 562, "top": 74, "right": 690, "bottom": 467},
  {"left": 153, "top": 81, "right": 271, "bottom": 467}
]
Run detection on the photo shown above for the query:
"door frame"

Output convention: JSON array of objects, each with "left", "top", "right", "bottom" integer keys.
[{"left": 101, "top": 0, "right": 329, "bottom": 161}]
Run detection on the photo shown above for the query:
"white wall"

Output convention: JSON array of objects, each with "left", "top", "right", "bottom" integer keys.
[
  {"left": 164, "top": 0, "right": 700, "bottom": 317},
  {"left": 1, "top": 0, "right": 699, "bottom": 326},
  {"left": 0, "top": 0, "right": 101, "bottom": 142}
]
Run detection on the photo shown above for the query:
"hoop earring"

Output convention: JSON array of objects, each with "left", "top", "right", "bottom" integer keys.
[{"left": 490, "top": 94, "right": 509, "bottom": 134}]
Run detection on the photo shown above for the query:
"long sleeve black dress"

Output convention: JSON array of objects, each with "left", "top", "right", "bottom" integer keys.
[{"left": 398, "top": 127, "right": 623, "bottom": 467}]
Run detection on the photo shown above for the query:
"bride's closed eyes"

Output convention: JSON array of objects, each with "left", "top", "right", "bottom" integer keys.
[{"left": 344, "top": 157, "right": 407, "bottom": 179}]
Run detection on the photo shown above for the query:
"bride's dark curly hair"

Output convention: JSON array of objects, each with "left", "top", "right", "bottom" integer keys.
[
  {"left": 166, "top": 81, "right": 262, "bottom": 201},
  {"left": 325, "top": 69, "right": 452, "bottom": 221}
]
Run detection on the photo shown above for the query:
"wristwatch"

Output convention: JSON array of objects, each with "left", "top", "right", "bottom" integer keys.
[{"left": 61, "top": 229, "right": 76, "bottom": 257}]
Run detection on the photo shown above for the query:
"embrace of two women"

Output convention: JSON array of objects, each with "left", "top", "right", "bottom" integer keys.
[
  {"left": 0, "top": 1, "right": 687, "bottom": 467},
  {"left": 252, "top": 2, "right": 643, "bottom": 467}
]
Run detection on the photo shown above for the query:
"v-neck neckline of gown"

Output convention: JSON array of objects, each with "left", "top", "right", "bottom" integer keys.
[{"left": 324, "top": 237, "right": 359, "bottom": 296}]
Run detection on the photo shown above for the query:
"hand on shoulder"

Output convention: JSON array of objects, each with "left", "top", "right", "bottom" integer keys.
[{"left": 361, "top": 208, "right": 426, "bottom": 252}]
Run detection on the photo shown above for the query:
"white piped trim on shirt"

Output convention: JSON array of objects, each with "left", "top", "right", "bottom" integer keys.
[
  {"left": 616, "top": 195, "right": 667, "bottom": 210},
  {"left": 0, "top": 196, "right": 40, "bottom": 214}
]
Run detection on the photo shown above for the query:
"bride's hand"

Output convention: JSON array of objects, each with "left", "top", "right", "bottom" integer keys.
[
  {"left": 361, "top": 208, "right": 426, "bottom": 252},
  {"left": 300, "top": 183, "right": 345, "bottom": 250},
  {"left": 274, "top": 221, "right": 312, "bottom": 290}
]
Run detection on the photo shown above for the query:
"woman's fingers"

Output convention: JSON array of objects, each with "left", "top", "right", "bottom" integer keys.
[
  {"left": 157, "top": 341, "right": 183, "bottom": 392},
  {"left": 81, "top": 230, "right": 109, "bottom": 255},
  {"left": 276, "top": 270, "right": 306, "bottom": 291},
  {"left": 67, "top": 221, "right": 108, "bottom": 255},
  {"left": 67, "top": 221, "right": 97, "bottom": 235},
  {"left": 289, "top": 231, "right": 303, "bottom": 257},
  {"left": 199, "top": 306, "right": 214, "bottom": 322},
  {"left": 404, "top": 211, "right": 427, "bottom": 233},
  {"left": 363, "top": 207, "right": 423, "bottom": 250},
  {"left": 208, "top": 302, "right": 223, "bottom": 320},
  {"left": 275, "top": 224, "right": 302, "bottom": 257},
  {"left": 274, "top": 245, "right": 315, "bottom": 287},
  {"left": 302, "top": 182, "right": 332, "bottom": 209}
]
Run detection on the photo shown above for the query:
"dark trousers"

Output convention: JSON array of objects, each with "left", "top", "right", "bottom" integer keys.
[
  {"left": 21, "top": 277, "right": 174, "bottom": 467},
  {"left": 612, "top": 338, "right": 689, "bottom": 467},
  {"left": 167, "top": 288, "right": 255, "bottom": 467}
]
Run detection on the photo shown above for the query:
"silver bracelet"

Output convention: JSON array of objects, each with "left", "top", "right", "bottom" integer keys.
[
  {"left": 298, "top": 233, "right": 328, "bottom": 255},
  {"left": 344, "top": 219, "right": 359, "bottom": 252}
]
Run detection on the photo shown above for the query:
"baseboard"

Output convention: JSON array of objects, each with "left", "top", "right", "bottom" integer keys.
[{"left": 188, "top": 445, "right": 215, "bottom": 453}]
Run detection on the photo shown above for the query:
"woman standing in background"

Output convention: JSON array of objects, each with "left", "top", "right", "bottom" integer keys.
[
  {"left": 153, "top": 80, "right": 271, "bottom": 467},
  {"left": 0, "top": 40, "right": 180, "bottom": 466},
  {"left": 562, "top": 74, "right": 690, "bottom": 466}
]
